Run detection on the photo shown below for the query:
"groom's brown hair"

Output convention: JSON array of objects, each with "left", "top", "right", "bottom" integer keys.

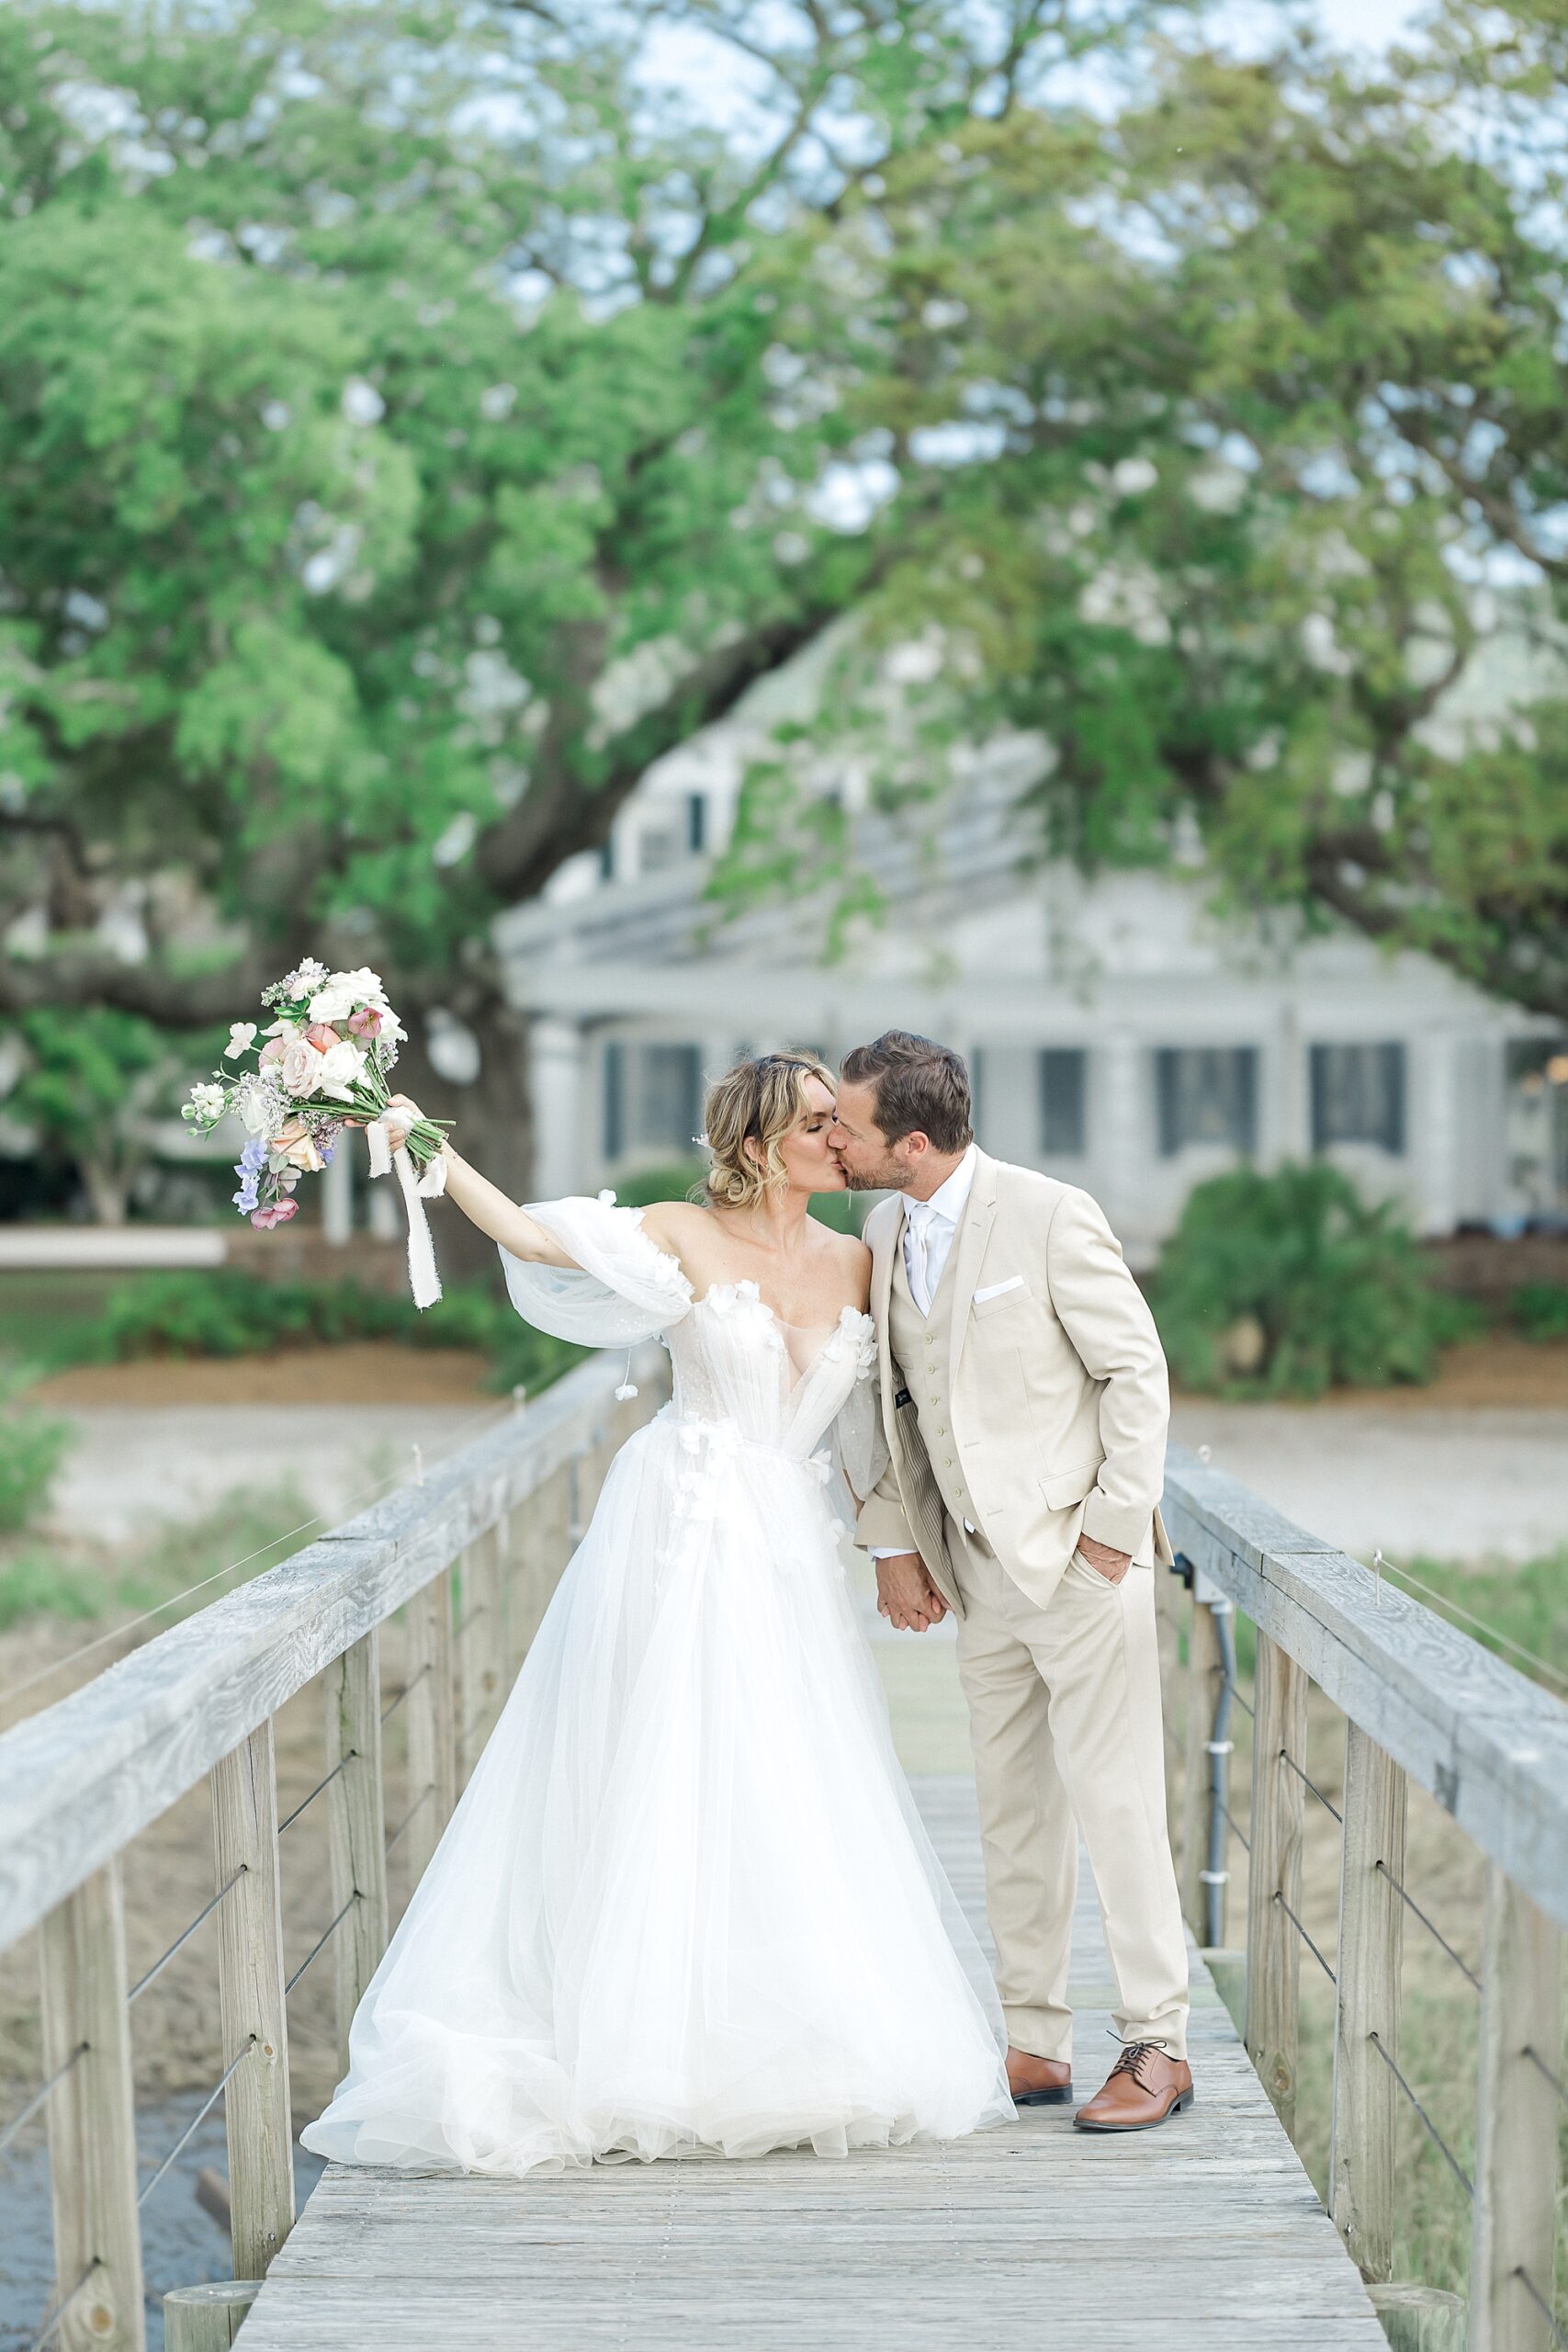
[{"left": 840, "top": 1031, "right": 974, "bottom": 1154}]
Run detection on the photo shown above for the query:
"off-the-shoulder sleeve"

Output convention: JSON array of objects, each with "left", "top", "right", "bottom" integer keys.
[
  {"left": 829, "top": 1329, "right": 890, "bottom": 1507},
  {"left": 499, "top": 1194, "right": 694, "bottom": 1346}
]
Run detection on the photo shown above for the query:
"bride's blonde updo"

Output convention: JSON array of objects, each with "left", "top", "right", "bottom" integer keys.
[{"left": 701, "top": 1051, "right": 837, "bottom": 1210}]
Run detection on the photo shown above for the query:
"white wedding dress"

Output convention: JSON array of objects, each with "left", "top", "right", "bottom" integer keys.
[{"left": 302, "top": 1196, "right": 1011, "bottom": 2177}]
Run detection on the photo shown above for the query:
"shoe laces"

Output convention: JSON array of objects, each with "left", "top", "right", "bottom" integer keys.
[{"left": 1108, "top": 2039, "right": 1160, "bottom": 2085}]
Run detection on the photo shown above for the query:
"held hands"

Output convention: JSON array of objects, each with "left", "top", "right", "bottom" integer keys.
[{"left": 875, "top": 1552, "right": 949, "bottom": 1634}]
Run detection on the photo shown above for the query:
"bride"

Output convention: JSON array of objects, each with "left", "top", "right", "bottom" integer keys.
[{"left": 302, "top": 1051, "right": 1012, "bottom": 2177}]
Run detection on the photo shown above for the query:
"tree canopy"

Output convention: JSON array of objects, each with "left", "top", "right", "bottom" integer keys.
[{"left": 1, "top": 0, "right": 1565, "bottom": 1210}]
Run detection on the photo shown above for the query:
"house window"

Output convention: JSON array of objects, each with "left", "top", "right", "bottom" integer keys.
[
  {"left": 1039, "top": 1050, "right": 1086, "bottom": 1157},
  {"left": 1310, "top": 1043, "right": 1405, "bottom": 1155},
  {"left": 603, "top": 1041, "right": 704, "bottom": 1160},
  {"left": 1156, "top": 1047, "right": 1258, "bottom": 1157},
  {"left": 687, "top": 793, "right": 707, "bottom": 854}
]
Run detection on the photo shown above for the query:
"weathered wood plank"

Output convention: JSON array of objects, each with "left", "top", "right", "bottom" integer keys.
[
  {"left": 1247, "top": 1633, "right": 1308, "bottom": 2140},
  {"left": 240, "top": 1774, "right": 1387, "bottom": 2352},
  {"left": 1330, "top": 1724, "right": 1406, "bottom": 2282},
  {"left": 324, "top": 1630, "right": 387, "bottom": 2078},
  {"left": 211, "top": 1723, "right": 294, "bottom": 2278},
  {"left": 38, "top": 1860, "right": 145, "bottom": 2352},
  {"left": 1470, "top": 1864, "right": 1562, "bottom": 2352},
  {"left": 1162, "top": 1446, "right": 1568, "bottom": 1929},
  {"left": 0, "top": 1353, "right": 643, "bottom": 1947},
  {"left": 401, "top": 1570, "right": 456, "bottom": 1892}
]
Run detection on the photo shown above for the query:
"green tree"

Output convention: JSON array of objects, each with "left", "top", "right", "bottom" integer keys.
[
  {"left": 5, "top": 1009, "right": 185, "bottom": 1222},
  {"left": 757, "top": 3, "right": 1568, "bottom": 1022},
  {"left": 4, "top": 0, "right": 1566, "bottom": 1259},
  {"left": 0, "top": 0, "right": 1168, "bottom": 1247}
]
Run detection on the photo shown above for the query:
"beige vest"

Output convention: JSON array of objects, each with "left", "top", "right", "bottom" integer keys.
[{"left": 887, "top": 1228, "right": 991, "bottom": 1578}]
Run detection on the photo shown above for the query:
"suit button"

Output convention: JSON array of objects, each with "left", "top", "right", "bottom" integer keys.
[{"left": 945, "top": 1456, "right": 954, "bottom": 1467}]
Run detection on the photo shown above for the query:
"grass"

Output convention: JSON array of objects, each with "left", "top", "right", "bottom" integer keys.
[
  {"left": 0, "top": 1482, "right": 321, "bottom": 1639},
  {"left": 1210, "top": 1545, "right": 1568, "bottom": 2329}
]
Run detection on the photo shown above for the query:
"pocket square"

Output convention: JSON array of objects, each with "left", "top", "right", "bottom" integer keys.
[{"left": 973, "top": 1275, "right": 1024, "bottom": 1305}]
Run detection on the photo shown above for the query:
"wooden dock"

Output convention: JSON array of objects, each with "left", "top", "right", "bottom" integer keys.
[{"left": 238, "top": 1777, "right": 1385, "bottom": 2351}]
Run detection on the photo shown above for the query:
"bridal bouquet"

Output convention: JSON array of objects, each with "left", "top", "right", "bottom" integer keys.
[{"left": 182, "top": 958, "right": 451, "bottom": 1305}]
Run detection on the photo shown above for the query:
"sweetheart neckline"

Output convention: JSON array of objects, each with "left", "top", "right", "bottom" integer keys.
[{"left": 690, "top": 1278, "right": 873, "bottom": 1337}]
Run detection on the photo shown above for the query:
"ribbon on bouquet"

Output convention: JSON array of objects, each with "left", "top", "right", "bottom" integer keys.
[{"left": 366, "top": 1111, "right": 446, "bottom": 1309}]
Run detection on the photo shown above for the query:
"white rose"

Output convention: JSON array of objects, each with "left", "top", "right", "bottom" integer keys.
[
  {"left": 308, "top": 983, "right": 356, "bottom": 1023},
  {"left": 280, "top": 1038, "right": 325, "bottom": 1096},
  {"left": 338, "top": 966, "right": 388, "bottom": 1003},
  {"left": 223, "top": 1022, "right": 257, "bottom": 1058},
  {"left": 315, "top": 1039, "right": 367, "bottom": 1102}
]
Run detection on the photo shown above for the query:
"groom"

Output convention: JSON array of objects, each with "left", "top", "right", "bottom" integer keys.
[{"left": 829, "top": 1031, "right": 1191, "bottom": 2131}]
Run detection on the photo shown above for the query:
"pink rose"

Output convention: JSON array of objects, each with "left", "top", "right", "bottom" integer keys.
[
  {"left": 259, "top": 1036, "right": 285, "bottom": 1067},
  {"left": 250, "top": 1200, "right": 299, "bottom": 1229},
  {"left": 347, "top": 1006, "right": 381, "bottom": 1038},
  {"left": 305, "top": 1022, "right": 341, "bottom": 1051}
]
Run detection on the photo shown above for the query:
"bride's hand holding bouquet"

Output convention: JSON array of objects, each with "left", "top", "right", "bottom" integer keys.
[{"left": 183, "top": 961, "right": 453, "bottom": 1305}]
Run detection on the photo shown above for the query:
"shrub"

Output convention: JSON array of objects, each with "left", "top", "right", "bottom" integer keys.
[
  {"left": 34, "top": 1269, "right": 582, "bottom": 1398},
  {"left": 1151, "top": 1162, "right": 1454, "bottom": 1398},
  {"left": 1513, "top": 1282, "right": 1568, "bottom": 1341},
  {"left": 0, "top": 1378, "right": 69, "bottom": 1534}
]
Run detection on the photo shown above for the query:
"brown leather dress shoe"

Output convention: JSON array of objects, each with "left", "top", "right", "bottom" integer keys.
[
  {"left": 1073, "top": 2041, "right": 1192, "bottom": 2131},
  {"left": 1006, "top": 2048, "right": 1073, "bottom": 2108}
]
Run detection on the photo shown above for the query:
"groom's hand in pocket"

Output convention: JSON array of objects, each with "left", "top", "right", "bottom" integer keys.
[
  {"left": 1077, "top": 1532, "right": 1132, "bottom": 1585},
  {"left": 876, "top": 1552, "right": 948, "bottom": 1633}
]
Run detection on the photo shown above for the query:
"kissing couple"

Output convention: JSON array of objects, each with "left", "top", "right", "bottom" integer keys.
[{"left": 304, "top": 1031, "right": 1191, "bottom": 2178}]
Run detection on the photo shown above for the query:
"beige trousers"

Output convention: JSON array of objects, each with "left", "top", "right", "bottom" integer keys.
[{"left": 949, "top": 1525, "right": 1190, "bottom": 2064}]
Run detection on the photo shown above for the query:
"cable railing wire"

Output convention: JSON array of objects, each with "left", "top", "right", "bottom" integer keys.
[
  {"left": 0, "top": 1396, "right": 513, "bottom": 1719},
  {"left": 1275, "top": 1890, "right": 1337, "bottom": 1985},
  {"left": 1522, "top": 2041, "right": 1568, "bottom": 2109},
  {"left": 1218, "top": 1799, "right": 1251, "bottom": 1855},
  {"left": 1278, "top": 1747, "right": 1342, "bottom": 1825},
  {"left": 385, "top": 1781, "right": 435, "bottom": 1856},
  {"left": 1374, "top": 1860, "right": 1482, "bottom": 1996},
  {"left": 276, "top": 1750, "right": 355, "bottom": 1838},
  {"left": 380, "top": 1659, "right": 430, "bottom": 1725},
  {"left": 0, "top": 2043, "right": 86, "bottom": 2161},
  {"left": 1514, "top": 2265, "right": 1568, "bottom": 2350},
  {"left": 1367, "top": 2032, "right": 1474, "bottom": 2202},
  {"left": 23, "top": 2264, "right": 95, "bottom": 2352},
  {"left": 137, "top": 2036, "right": 255, "bottom": 2211},
  {"left": 128, "top": 1866, "right": 247, "bottom": 2007},
  {"left": 1369, "top": 1553, "right": 1568, "bottom": 1696},
  {"left": 285, "top": 1894, "right": 358, "bottom": 1996}
]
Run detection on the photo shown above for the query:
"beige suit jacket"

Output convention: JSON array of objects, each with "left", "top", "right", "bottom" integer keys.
[{"left": 855, "top": 1151, "right": 1174, "bottom": 1616}]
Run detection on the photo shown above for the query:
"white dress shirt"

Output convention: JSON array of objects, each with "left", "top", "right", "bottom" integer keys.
[
  {"left": 873, "top": 1144, "right": 979, "bottom": 1560},
  {"left": 900, "top": 1143, "right": 977, "bottom": 1317}
]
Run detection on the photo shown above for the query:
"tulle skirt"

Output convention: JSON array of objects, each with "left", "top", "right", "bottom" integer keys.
[{"left": 301, "top": 1412, "right": 1013, "bottom": 2177}]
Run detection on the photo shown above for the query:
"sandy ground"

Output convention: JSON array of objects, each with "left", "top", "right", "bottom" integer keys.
[{"left": 28, "top": 1334, "right": 1568, "bottom": 1559}]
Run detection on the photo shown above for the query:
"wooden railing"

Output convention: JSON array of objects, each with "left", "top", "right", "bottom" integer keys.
[
  {"left": 1156, "top": 1442, "right": 1566, "bottom": 2352},
  {"left": 0, "top": 1352, "right": 664, "bottom": 2352}
]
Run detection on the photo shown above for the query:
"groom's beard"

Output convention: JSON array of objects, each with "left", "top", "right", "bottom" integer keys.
[{"left": 835, "top": 1157, "right": 901, "bottom": 1193}]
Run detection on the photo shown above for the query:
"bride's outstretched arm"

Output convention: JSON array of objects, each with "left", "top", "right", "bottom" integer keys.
[{"left": 383, "top": 1097, "right": 579, "bottom": 1270}]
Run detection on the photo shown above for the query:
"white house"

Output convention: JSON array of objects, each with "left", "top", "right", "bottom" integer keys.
[{"left": 496, "top": 743, "right": 1565, "bottom": 1267}]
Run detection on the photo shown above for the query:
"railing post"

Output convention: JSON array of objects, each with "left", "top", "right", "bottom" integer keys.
[
  {"left": 1330, "top": 1723, "right": 1407, "bottom": 2282},
  {"left": 39, "top": 1859, "right": 145, "bottom": 2352},
  {"left": 210, "top": 1721, "right": 294, "bottom": 2278},
  {"left": 402, "top": 1566, "right": 456, "bottom": 1888},
  {"left": 1470, "top": 1863, "right": 1562, "bottom": 2352},
  {"left": 457, "top": 1526, "right": 504, "bottom": 1781},
  {"left": 324, "top": 1628, "right": 388, "bottom": 2077},
  {"left": 1246, "top": 1630, "right": 1307, "bottom": 2139},
  {"left": 1180, "top": 1592, "right": 1228, "bottom": 1944}
]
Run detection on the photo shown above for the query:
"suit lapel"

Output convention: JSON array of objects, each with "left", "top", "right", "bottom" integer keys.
[
  {"left": 874, "top": 1195, "right": 905, "bottom": 1417},
  {"left": 945, "top": 1148, "right": 999, "bottom": 1375}
]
